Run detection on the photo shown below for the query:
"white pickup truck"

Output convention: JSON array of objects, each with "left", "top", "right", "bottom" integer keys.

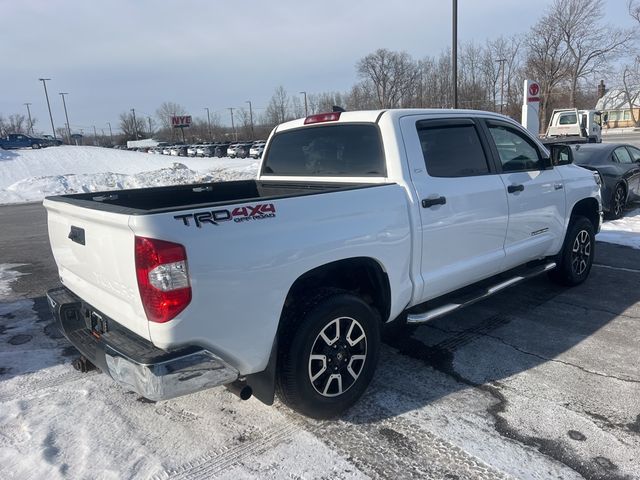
[
  {"left": 544, "top": 108, "right": 602, "bottom": 144},
  {"left": 45, "top": 109, "right": 602, "bottom": 419}
]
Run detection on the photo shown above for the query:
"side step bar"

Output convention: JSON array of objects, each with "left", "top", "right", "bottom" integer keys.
[{"left": 407, "top": 262, "right": 556, "bottom": 325}]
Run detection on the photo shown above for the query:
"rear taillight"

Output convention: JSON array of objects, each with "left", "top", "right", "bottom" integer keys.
[
  {"left": 135, "top": 236, "right": 192, "bottom": 323},
  {"left": 304, "top": 112, "right": 341, "bottom": 124}
]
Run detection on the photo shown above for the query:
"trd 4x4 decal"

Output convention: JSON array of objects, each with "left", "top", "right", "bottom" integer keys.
[{"left": 174, "top": 203, "right": 276, "bottom": 228}]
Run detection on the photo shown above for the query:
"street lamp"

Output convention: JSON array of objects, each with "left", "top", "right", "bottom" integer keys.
[
  {"left": 39, "top": 78, "right": 56, "bottom": 138},
  {"left": 245, "top": 101, "right": 254, "bottom": 140},
  {"left": 300, "top": 91, "right": 308, "bottom": 116},
  {"left": 130, "top": 108, "right": 139, "bottom": 139},
  {"left": 204, "top": 107, "right": 212, "bottom": 141},
  {"left": 496, "top": 59, "right": 507, "bottom": 114},
  {"left": 452, "top": 0, "right": 458, "bottom": 109},
  {"left": 24, "top": 103, "right": 34, "bottom": 135},
  {"left": 59, "top": 93, "right": 72, "bottom": 144},
  {"left": 228, "top": 107, "right": 237, "bottom": 141}
]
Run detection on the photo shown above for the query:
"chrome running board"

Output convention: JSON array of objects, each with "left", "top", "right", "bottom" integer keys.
[{"left": 407, "top": 262, "right": 557, "bottom": 325}]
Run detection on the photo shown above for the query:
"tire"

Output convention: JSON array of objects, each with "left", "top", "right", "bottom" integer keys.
[
  {"left": 608, "top": 184, "right": 626, "bottom": 220},
  {"left": 276, "top": 291, "right": 381, "bottom": 419},
  {"left": 548, "top": 216, "right": 595, "bottom": 286},
  {"left": 32, "top": 143, "right": 41, "bottom": 149}
]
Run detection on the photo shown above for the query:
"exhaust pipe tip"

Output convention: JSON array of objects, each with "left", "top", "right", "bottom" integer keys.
[{"left": 226, "top": 380, "right": 252, "bottom": 401}]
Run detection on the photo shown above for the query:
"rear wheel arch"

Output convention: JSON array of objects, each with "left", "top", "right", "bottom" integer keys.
[{"left": 281, "top": 257, "right": 392, "bottom": 325}]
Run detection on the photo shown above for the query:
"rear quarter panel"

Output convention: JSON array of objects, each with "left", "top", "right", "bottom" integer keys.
[{"left": 130, "top": 184, "right": 413, "bottom": 374}]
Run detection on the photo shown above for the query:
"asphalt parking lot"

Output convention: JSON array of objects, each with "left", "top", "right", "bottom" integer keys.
[{"left": 1, "top": 199, "right": 640, "bottom": 479}]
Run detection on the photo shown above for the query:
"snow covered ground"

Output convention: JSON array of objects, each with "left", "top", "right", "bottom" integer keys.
[
  {"left": 0, "top": 146, "right": 258, "bottom": 204},
  {"left": 1, "top": 145, "right": 638, "bottom": 249}
]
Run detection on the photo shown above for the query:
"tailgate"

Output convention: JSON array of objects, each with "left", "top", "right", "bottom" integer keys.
[{"left": 43, "top": 198, "right": 150, "bottom": 340}]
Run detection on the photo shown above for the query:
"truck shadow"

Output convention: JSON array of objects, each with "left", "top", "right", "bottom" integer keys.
[
  {"left": 0, "top": 295, "right": 75, "bottom": 383},
  {"left": 346, "top": 242, "right": 640, "bottom": 426}
]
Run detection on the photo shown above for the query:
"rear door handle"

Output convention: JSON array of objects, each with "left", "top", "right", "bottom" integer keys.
[
  {"left": 422, "top": 196, "right": 447, "bottom": 208},
  {"left": 507, "top": 184, "right": 524, "bottom": 193}
]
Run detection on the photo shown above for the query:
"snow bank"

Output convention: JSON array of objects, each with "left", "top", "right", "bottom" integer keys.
[
  {"left": 0, "top": 264, "right": 27, "bottom": 298},
  {"left": 0, "top": 146, "right": 258, "bottom": 204},
  {"left": 597, "top": 207, "right": 640, "bottom": 249}
]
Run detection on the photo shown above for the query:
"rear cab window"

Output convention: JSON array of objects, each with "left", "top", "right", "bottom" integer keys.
[{"left": 261, "top": 124, "right": 386, "bottom": 177}]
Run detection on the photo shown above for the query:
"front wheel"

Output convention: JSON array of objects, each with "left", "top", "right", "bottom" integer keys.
[
  {"left": 32, "top": 143, "right": 41, "bottom": 149},
  {"left": 276, "top": 292, "right": 380, "bottom": 419},
  {"left": 548, "top": 216, "right": 595, "bottom": 286},
  {"left": 609, "top": 184, "right": 625, "bottom": 220}
]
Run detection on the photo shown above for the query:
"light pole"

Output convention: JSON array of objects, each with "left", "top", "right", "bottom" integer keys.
[
  {"left": 452, "top": 0, "right": 458, "bottom": 109},
  {"left": 496, "top": 59, "right": 507, "bottom": 114},
  {"left": 59, "top": 93, "right": 71, "bottom": 144},
  {"left": 39, "top": 78, "right": 56, "bottom": 138},
  {"left": 130, "top": 108, "right": 139, "bottom": 139},
  {"left": 245, "top": 101, "right": 254, "bottom": 140},
  {"left": 93, "top": 125, "right": 98, "bottom": 146},
  {"left": 300, "top": 91, "right": 308, "bottom": 116},
  {"left": 148, "top": 117, "right": 153, "bottom": 137},
  {"left": 24, "top": 103, "right": 34, "bottom": 135},
  {"left": 107, "top": 122, "right": 114, "bottom": 145},
  {"left": 228, "top": 107, "right": 237, "bottom": 141},
  {"left": 204, "top": 107, "right": 212, "bottom": 141}
]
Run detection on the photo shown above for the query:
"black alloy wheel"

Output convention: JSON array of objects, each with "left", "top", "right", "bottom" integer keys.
[
  {"left": 276, "top": 291, "right": 380, "bottom": 419},
  {"left": 611, "top": 184, "right": 625, "bottom": 220},
  {"left": 548, "top": 216, "right": 595, "bottom": 286}
]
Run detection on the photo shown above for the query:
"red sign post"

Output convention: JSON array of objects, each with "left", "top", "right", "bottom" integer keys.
[
  {"left": 171, "top": 115, "right": 191, "bottom": 142},
  {"left": 527, "top": 83, "right": 540, "bottom": 103}
]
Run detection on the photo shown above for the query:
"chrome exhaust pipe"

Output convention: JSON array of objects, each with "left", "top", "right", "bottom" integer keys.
[{"left": 226, "top": 380, "right": 252, "bottom": 400}]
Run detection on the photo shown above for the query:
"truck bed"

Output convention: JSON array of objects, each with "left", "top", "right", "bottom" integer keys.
[{"left": 45, "top": 180, "right": 381, "bottom": 214}]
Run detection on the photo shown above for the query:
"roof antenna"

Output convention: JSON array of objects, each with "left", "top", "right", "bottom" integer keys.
[{"left": 332, "top": 106, "right": 346, "bottom": 112}]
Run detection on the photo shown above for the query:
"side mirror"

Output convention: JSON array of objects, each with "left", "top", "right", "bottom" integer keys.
[{"left": 549, "top": 144, "right": 573, "bottom": 166}]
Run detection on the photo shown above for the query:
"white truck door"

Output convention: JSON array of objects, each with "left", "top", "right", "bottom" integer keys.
[
  {"left": 400, "top": 116, "right": 509, "bottom": 301},
  {"left": 483, "top": 119, "right": 566, "bottom": 269}
]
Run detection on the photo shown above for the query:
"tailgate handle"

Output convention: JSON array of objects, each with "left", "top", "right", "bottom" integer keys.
[{"left": 68, "top": 226, "right": 85, "bottom": 245}]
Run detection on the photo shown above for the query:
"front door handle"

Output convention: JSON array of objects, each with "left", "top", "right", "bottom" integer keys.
[
  {"left": 507, "top": 184, "right": 524, "bottom": 193},
  {"left": 422, "top": 196, "right": 447, "bottom": 208}
]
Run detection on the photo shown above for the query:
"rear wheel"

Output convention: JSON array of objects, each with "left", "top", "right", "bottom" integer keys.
[
  {"left": 276, "top": 291, "right": 380, "bottom": 419},
  {"left": 549, "top": 216, "right": 595, "bottom": 286}
]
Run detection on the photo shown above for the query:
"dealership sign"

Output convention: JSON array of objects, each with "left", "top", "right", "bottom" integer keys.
[{"left": 171, "top": 115, "right": 192, "bottom": 128}]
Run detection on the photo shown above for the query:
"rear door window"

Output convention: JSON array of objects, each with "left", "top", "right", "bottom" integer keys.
[
  {"left": 416, "top": 121, "right": 490, "bottom": 177},
  {"left": 262, "top": 124, "right": 385, "bottom": 177},
  {"left": 614, "top": 147, "right": 633, "bottom": 164}
]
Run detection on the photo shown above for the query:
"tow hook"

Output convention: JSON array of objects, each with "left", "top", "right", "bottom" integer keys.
[{"left": 72, "top": 355, "right": 97, "bottom": 373}]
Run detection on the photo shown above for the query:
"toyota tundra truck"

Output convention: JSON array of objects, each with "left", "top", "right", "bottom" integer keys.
[{"left": 44, "top": 109, "right": 602, "bottom": 419}]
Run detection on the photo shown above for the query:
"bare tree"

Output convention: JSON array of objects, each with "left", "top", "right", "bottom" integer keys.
[
  {"left": 630, "top": 0, "right": 640, "bottom": 24},
  {"left": 156, "top": 101, "right": 187, "bottom": 128},
  {"left": 264, "top": 86, "right": 291, "bottom": 127},
  {"left": 119, "top": 111, "right": 146, "bottom": 141},
  {"left": 0, "top": 114, "right": 30, "bottom": 135},
  {"left": 357, "top": 49, "right": 419, "bottom": 108},
  {"left": 551, "top": 0, "right": 635, "bottom": 106},
  {"left": 621, "top": 60, "right": 640, "bottom": 126},
  {"left": 526, "top": 12, "right": 570, "bottom": 130}
]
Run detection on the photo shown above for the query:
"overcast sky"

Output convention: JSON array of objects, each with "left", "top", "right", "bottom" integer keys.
[{"left": 0, "top": 0, "right": 634, "bottom": 135}]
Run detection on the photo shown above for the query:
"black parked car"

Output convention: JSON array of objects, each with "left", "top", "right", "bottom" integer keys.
[
  {"left": 572, "top": 143, "right": 640, "bottom": 219},
  {"left": 235, "top": 142, "right": 254, "bottom": 159},
  {"left": 214, "top": 142, "right": 231, "bottom": 158}
]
